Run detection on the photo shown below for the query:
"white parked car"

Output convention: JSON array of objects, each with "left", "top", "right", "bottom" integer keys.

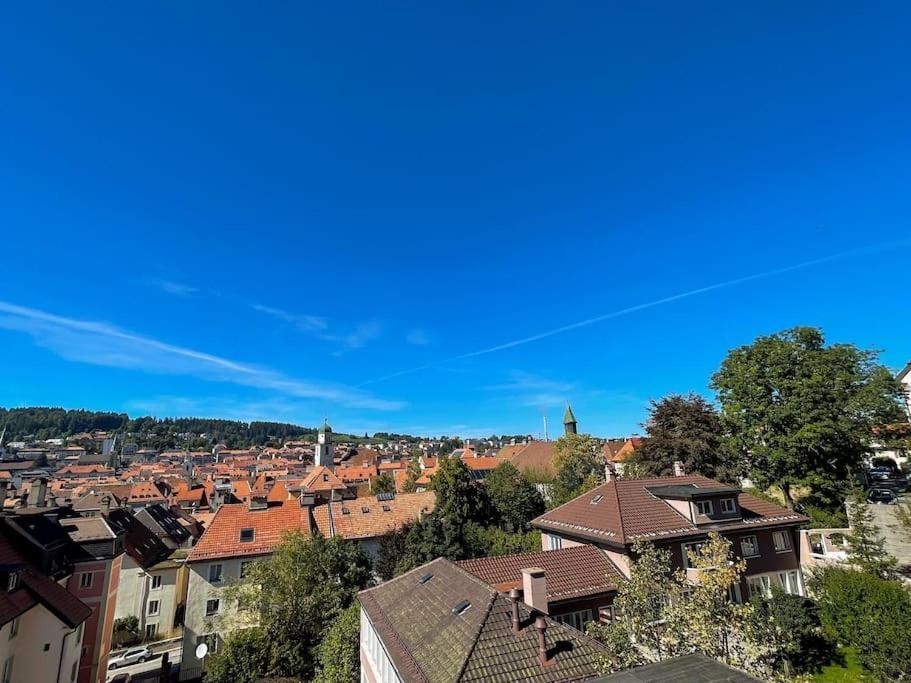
[{"left": 108, "top": 646, "right": 153, "bottom": 669}]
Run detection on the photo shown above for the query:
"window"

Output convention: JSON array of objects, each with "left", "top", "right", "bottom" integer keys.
[
  {"left": 8, "top": 617, "right": 18, "bottom": 640},
  {"left": 206, "top": 598, "right": 220, "bottom": 616},
  {"left": 740, "top": 535, "right": 759, "bottom": 558},
  {"left": 695, "top": 500, "right": 713, "bottom": 516},
  {"left": 239, "top": 528, "right": 255, "bottom": 543},
  {"left": 776, "top": 570, "right": 802, "bottom": 595},
  {"left": 720, "top": 498, "right": 736, "bottom": 514},
  {"left": 196, "top": 633, "right": 219, "bottom": 654},
  {"left": 747, "top": 575, "right": 772, "bottom": 598},
  {"left": 144, "top": 623, "right": 158, "bottom": 640},
  {"left": 598, "top": 605, "right": 615, "bottom": 623},
  {"left": 728, "top": 583, "right": 743, "bottom": 604},
  {"left": 6, "top": 573, "right": 18, "bottom": 592},
  {"left": 2, "top": 656, "right": 12, "bottom": 683},
  {"left": 773, "top": 530, "right": 792, "bottom": 552},
  {"left": 79, "top": 572, "right": 93, "bottom": 589},
  {"left": 681, "top": 541, "right": 704, "bottom": 568},
  {"left": 148, "top": 599, "right": 160, "bottom": 616},
  {"left": 555, "top": 609, "right": 592, "bottom": 631},
  {"left": 151, "top": 575, "right": 162, "bottom": 590},
  {"left": 208, "top": 564, "right": 223, "bottom": 583},
  {"left": 322, "top": 473, "right": 329, "bottom": 482},
  {"left": 548, "top": 535, "right": 563, "bottom": 551}
]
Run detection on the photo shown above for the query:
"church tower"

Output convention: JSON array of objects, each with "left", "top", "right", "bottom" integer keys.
[
  {"left": 315, "top": 418, "right": 335, "bottom": 470},
  {"left": 563, "top": 404, "right": 578, "bottom": 436}
]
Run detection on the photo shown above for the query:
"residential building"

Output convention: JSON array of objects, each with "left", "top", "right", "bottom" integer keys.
[
  {"left": 457, "top": 544, "right": 622, "bottom": 631},
  {"left": 532, "top": 473, "right": 808, "bottom": 601},
  {"left": 358, "top": 557, "right": 608, "bottom": 682}
]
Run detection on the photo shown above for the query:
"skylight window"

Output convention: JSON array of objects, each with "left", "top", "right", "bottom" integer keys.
[
  {"left": 590, "top": 495, "right": 604, "bottom": 504},
  {"left": 452, "top": 600, "right": 471, "bottom": 616},
  {"left": 418, "top": 572, "right": 433, "bottom": 584},
  {"left": 361, "top": 506, "right": 370, "bottom": 514},
  {"left": 239, "top": 528, "right": 255, "bottom": 543},
  {"left": 382, "top": 505, "right": 391, "bottom": 512},
  {"left": 341, "top": 507, "right": 351, "bottom": 515}
]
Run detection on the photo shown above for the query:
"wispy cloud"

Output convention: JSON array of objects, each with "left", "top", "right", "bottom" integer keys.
[
  {"left": 251, "top": 304, "right": 327, "bottom": 333},
  {"left": 360, "top": 241, "right": 911, "bottom": 386},
  {"left": 147, "top": 278, "right": 199, "bottom": 297},
  {"left": 406, "top": 329, "right": 430, "bottom": 346},
  {"left": 485, "top": 371, "right": 575, "bottom": 408},
  {"left": 251, "top": 303, "right": 379, "bottom": 355},
  {"left": 0, "top": 300, "right": 403, "bottom": 411}
]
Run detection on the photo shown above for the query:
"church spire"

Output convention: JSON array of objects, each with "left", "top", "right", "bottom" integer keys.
[{"left": 563, "top": 403, "right": 578, "bottom": 435}]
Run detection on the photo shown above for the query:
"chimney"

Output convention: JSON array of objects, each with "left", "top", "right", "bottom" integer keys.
[
  {"left": 100, "top": 495, "right": 111, "bottom": 516},
  {"left": 604, "top": 462, "right": 615, "bottom": 482},
  {"left": 27, "top": 478, "right": 47, "bottom": 508},
  {"left": 521, "top": 567, "right": 548, "bottom": 615},
  {"left": 534, "top": 615, "right": 550, "bottom": 666},
  {"left": 673, "top": 461, "right": 686, "bottom": 477},
  {"left": 509, "top": 587, "right": 521, "bottom": 633}
]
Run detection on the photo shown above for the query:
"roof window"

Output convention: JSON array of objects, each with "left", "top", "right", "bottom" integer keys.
[
  {"left": 361, "top": 506, "right": 370, "bottom": 514},
  {"left": 239, "top": 528, "right": 255, "bottom": 543},
  {"left": 382, "top": 505, "right": 391, "bottom": 512},
  {"left": 590, "top": 495, "right": 604, "bottom": 504},
  {"left": 341, "top": 507, "right": 351, "bottom": 515},
  {"left": 418, "top": 572, "right": 433, "bottom": 585},
  {"left": 452, "top": 600, "right": 471, "bottom": 616}
]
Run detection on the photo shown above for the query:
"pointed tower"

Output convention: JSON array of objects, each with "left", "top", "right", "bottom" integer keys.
[
  {"left": 315, "top": 418, "right": 335, "bottom": 470},
  {"left": 563, "top": 404, "right": 578, "bottom": 436}
]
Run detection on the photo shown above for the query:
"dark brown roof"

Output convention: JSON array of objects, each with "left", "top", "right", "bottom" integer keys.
[
  {"left": 533, "top": 475, "right": 807, "bottom": 545},
  {"left": 358, "top": 557, "right": 606, "bottom": 682},
  {"left": 457, "top": 545, "right": 622, "bottom": 602},
  {"left": 593, "top": 654, "right": 762, "bottom": 682}
]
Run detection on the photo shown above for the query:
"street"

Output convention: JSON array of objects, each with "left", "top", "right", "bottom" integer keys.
[{"left": 105, "top": 643, "right": 182, "bottom": 682}]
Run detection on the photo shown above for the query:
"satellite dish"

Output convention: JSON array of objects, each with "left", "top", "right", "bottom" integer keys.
[{"left": 195, "top": 643, "right": 209, "bottom": 660}]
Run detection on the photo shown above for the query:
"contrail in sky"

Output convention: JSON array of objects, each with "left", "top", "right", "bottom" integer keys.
[{"left": 360, "top": 239, "right": 911, "bottom": 386}]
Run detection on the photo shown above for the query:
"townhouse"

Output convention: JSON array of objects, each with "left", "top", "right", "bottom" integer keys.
[{"left": 532, "top": 471, "right": 808, "bottom": 610}]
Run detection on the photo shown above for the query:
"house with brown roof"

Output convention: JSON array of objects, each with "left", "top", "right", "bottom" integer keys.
[
  {"left": 359, "top": 557, "right": 608, "bottom": 682},
  {"left": 457, "top": 545, "right": 622, "bottom": 632},
  {"left": 127, "top": 481, "right": 168, "bottom": 509},
  {"left": 532, "top": 472, "right": 809, "bottom": 603}
]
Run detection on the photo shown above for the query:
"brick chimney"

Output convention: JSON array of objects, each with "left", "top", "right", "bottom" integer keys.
[
  {"left": 673, "top": 460, "right": 686, "bottom": 477},
  {"left": 100, "top": 495, "right": 111, "bottom": 516},
  {"left": 27, "top": 477, "right": 47, "bottom": 508},
  {"left": 534, "top": 615, "right": 550, "bottom": 666},
  {"left": 604, "top": 463, "right": 615, "bottom": 482},
  {"left": 509, "top": 587, "right": 521, "bottom": 633},
  {"left": 521, "top": 567, "right": 548, "bottom": 615}
]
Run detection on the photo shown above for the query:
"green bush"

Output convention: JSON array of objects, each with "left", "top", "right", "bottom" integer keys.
[{"left": 809, "top": 567, "right": 911, "bottom": 681}]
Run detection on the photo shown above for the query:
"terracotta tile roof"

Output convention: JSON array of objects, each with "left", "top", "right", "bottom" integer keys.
[
  {"left": 336, "top": 466, "right": 378, "bottom": 483},
  {"left": 175, "top": 487, "right": 207, "bottom": 503},
  {"left": 359, "top": 558, "right": 606, "bottom": 682},
  {"left": 232, "top": 480, "right": 252, "bottom": 500},
  {"left": 608, "top": 438, "right": 646, "bottom": 464},
  {"left": 504, "top": 441, "right": 559, "bottom": 477},
  {"left": 533, "top": 475, "right": 808, "bottom": 545},
  {"left": 378, "top": 461, "right": 405, "bottom": 471},
  {"left": 266, "top": 481, "right": 291, "bottom": 503},
  {"left": 187, "top": 501, "right": 315, "bottom": 562},
  {"left": 460, "top": 456, "right": 501, "bottom": 471},
  {"left": 322, "top": 491, "right": 435, "bottom": 540},
  {"left": 457, "top": 545, "right": 622, "bottom": 602},
  {"left": 302, "top": 466, "right": 347, "bottom": 493},
  {"left": 57, "top": 464, "right": 113, "bottom": 476},
  {"left": 128, "top": 481, "right": 167, "bottom": 503}
]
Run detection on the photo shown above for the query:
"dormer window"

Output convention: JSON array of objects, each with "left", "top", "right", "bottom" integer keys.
[
  {"left": 323, "top": 473, "right": 329, "bottom": 482},
  {"left": 695, "top": 500, "right": 713, "bottom": 516},
  {"left": 239, "top": 528, "right": 255, "bottom": 543},
  {"left": 7, "top": 571, "right": 19, "bottom": 592},
  {"left": 720, "top": 498, "right": 736, "bottom": 514}
]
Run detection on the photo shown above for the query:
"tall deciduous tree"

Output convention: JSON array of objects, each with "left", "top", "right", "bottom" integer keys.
[
  {"left": 212, "top": 531, "right": 372, "bottom": 681},
  {"left": 551, "top": 433, "right": 604, "bottom": 507},
  {"left": 711, "top": 327, "right": 904, "bottom": 507},
  {"left": 314, "top": 603, "right": 361, "bottom": 683},
  {"left": 484, "top": 461, "right": 544, "bottom": 530},
  {"left": 633, "top": 394, "right": 730, "bottom": 480},
  {"left": 369, "top": 472, "right": 396, "bottom": 495},
  {"left": 400, "top": 457, "right": 422, "bottom": 493}
]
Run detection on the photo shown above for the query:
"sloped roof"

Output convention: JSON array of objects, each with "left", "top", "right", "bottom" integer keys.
[
  {"left": 505, "top": 442, "right": 558, "bottom": 477},
  {"left": 457, "top": 545, "right": 622, "bottom": 602},
  {"left": 104, "top": 508, "right": 171, "bottom": 568},
  {"left": 187, "top": 501, "right": 315, "bottom": 563},
  {"left": 533, "top": 475, "right": 807, "bottom": 545},
  {"left": 128, "top": 481, "right": 167, "bottom": 502},
  {"left": 322, "top": 491, "right": 435, "bottom": 540},
  {"left": 301, "top": 466, "right": 347, "bottom": 493},
  {"left": 594, "top": 654, "right": 762, "bottom": 682},
  {"left": 358, "top": 558, "right": 606, "bottom": 683}
]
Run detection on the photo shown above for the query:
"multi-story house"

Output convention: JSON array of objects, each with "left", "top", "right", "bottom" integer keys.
[
  {"left": 107, "top": 508, "right": 189, "bottom": 642},
  {"left": 532, "top": 471, "right": 808, "bottom": 613},
  {"left": 0, "top": 518, "right": 92, "bottom": 683}
]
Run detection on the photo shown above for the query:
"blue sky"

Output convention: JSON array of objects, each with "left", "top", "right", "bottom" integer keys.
[{"left": 1, "top": 2, "right": 910, "bottom": 438}]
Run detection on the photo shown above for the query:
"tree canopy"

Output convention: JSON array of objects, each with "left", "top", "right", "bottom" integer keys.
[
  {"left": 550, "top": 433, "right": 605, "bottom": 507},
  {"left": 484, "top": 461, "right": 544, "bottom": 530},
  {"left": 711, "top": 327, "right": 904, "bottom": 507},
  {"left": 369, "top": 472, "right": 396, "bottom": 496},
  {"left": 633, "top": 393, "right": 731, "bottom": 481}
]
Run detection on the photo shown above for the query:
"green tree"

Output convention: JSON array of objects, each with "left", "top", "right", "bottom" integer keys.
[
  {"left": 484, "top": 461, "right": 544, "bottom": 530},
  {"left": 550, "top": 433, "right": 604, "bottom": 507},
  {"left": 401, "top": 457, "right": 422, "bottom": 494},
  {"left": 314, "top": 604, "right": 360, "bottom": 683},
  {"left": 845, "top": 493, "right": 896, "bottom": 578},
  {"left": 743, "top": 588, "right": 827, "bottom": 679},
  {"left": 586, "top": 619, "right": 644, "bottom": 675},
  {"left": 633, "top": 394, "right": 730, "bottom": 480},
  {"left": 431, "top": 455, "right": 487, "bottom": 525},
  {"left": 204, "top": 627, "right": 271, "bottom": 683},
  {"left": 375, "top": 525, "right": 411, "bottom": 581},
  {"left": 809, "top": 567, "right": 911, "bottom": 682},
  {"left": 468, "top": 526, "right": 541, "bottom": 557},
  {"left": 214, "top": 531, "right": 372, "bottom": 681},
  {"left": 369, "top": 472, "right": 396, "bottom": 496},
  {"left": 711, "top": 327, "right": 904, "bottom": 508}
]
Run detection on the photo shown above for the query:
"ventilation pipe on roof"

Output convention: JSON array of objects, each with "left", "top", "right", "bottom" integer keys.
[
  {"left": 521, "top": 567, "right": 548, "bottom": 615},
  {"left": 604, "top": 463, "right": 615, "bottom": 482},
  {"left": 509, "top": 587, "right": 521, "bottom": 633},
  {"left": 535, "top": 615, "right": 550, "bottom": 666},
  {"left": 673, "top": 461, "right": 686, "bottom": 477}
]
